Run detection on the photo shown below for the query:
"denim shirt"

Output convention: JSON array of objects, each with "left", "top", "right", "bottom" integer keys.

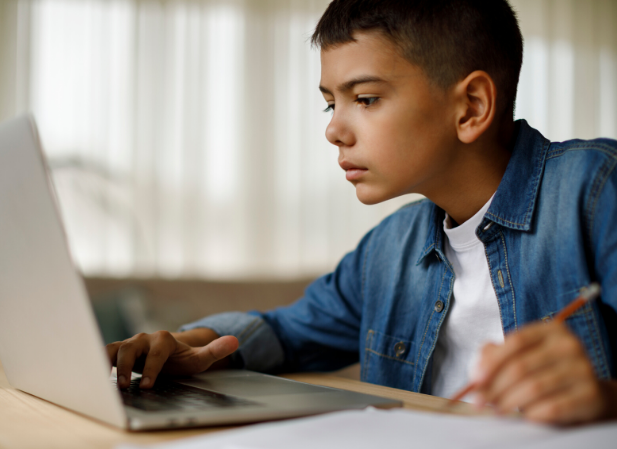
[{"left": 181, "top": 120, "right": 617, "bottom": 394}]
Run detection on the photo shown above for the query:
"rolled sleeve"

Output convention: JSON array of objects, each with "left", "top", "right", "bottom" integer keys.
[{"left": 178, "top": 312, "right": 285, "bottom": 373}]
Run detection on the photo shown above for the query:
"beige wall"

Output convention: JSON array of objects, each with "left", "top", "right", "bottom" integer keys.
[{"left": 84, "top": 276, "right": 314, "bottom": 332}]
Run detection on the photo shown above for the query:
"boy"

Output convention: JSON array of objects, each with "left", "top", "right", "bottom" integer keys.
[{"left": 107, "top": 0, "right": 617, "bottom": 424}]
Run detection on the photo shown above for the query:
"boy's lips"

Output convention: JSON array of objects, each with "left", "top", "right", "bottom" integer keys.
[{"left": 339, "top": 160, "right": 368, "bottom": 181}]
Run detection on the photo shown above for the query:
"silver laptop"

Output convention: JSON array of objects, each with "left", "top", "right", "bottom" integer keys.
[{"left": 0, "top": 115, "right": 401, "bottom": 431}]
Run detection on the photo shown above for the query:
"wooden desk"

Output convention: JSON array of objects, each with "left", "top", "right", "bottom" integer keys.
[{"left": 0, "top": 361, "right": 479, "bottom": 449}]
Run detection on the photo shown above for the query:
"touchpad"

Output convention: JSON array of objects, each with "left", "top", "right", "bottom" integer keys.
[{"left": 178, "top": 375, "right": 327, "bottom": 398}]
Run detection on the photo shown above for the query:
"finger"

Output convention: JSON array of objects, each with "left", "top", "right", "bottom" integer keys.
[
  {"left": 488, "top": 326, "right": 588, "bottom": 408},
  {"left": 116, "top": 334, "right": 150, "bottom": 388},
  {"left": 139, "top": 331, "right": 178, "bottom": 388},
  {"left": 474, "top": 322, "right": 562, "bottom": 386},
  {"left": 191, "top": 336, "right": 239, "bottom": 372},
  {"left": 524, "top": 380, "right": 605, "bottom": 425},
  {"left": 496, "top": 359, "right": 581, "bottom": 413},
  {"left": 106, "top": 341, "right": 122, "bottom": 368},
  {"left": 482, "top": 336, "right": 563, "bottom": 405}
]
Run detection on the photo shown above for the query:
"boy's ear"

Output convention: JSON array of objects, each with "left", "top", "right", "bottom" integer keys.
[{"left": 453, "top": 71, "right": 497, "bottom": 144}]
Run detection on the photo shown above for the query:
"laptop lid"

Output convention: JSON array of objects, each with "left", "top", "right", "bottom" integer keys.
[
  {"left": 0, "top": 115, "right": 127, "bottom": 428},
  {"left": 0, "top": 115, "right": 403, "bottom": 431}
]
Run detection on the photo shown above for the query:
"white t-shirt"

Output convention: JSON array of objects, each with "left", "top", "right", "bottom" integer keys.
[{"left": 431, "top": 195, "right": 505, "bottom": 401}]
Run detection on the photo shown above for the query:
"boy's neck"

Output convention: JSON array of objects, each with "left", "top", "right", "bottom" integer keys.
[{"left": 430, "top": 120, "right": 517, "bottom": 226}]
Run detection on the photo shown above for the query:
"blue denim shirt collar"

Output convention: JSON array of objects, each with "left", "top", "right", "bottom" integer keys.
[{"left": 417, "top": 119, "right": 551, "bottom": 265}]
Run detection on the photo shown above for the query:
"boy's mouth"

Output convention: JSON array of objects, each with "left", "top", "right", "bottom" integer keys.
[
  {"left": 339, "top": 160, "right": 368, "bottom": 181},
  {"left": 345, "top": 168, "right": 368, "bottom": 181}
]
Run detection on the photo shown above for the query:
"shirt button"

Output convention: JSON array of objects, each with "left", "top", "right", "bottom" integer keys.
[
  {"left": 394, "top": 342, "right": 406, "bottom": 357},
  {"left": 434, "top": 300, "right": 444, "bottom": 313}
]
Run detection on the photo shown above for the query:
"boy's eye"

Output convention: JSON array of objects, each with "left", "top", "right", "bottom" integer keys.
[
  {"left": 323, "top": 104, "right": 334, "bottom": 113},
  {"left": 356, "top": 97, "right": 379, "bottom": 107}
]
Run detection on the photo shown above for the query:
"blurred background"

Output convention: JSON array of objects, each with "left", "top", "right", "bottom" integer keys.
[{"left": 0, "top": 0, "right": 616, "bottom": 342}]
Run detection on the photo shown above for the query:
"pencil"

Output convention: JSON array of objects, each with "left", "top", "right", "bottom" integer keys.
[{"left": 447, "top": 283, "right": 601, "bottom": 406}]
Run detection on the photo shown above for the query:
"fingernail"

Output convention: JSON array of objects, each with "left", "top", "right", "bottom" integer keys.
[
  {"left": 119, "top": 375, "right": 126, "bottom": 385},
  {"left": 141, "top": 377, "right": 150, "bottom": 388}
]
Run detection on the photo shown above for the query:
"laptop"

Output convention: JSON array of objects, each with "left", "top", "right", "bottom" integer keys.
[{"left": 0, "top": 115, "right": 401, "bottom": 431}]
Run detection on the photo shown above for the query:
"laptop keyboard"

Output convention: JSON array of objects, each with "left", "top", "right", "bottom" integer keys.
[{"left": 113, "top": 378, "right": 261, "bottom": 412}]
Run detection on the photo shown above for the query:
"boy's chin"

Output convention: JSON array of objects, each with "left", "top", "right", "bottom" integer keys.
[{"left": 355, "top": 186, "right": 394, "bottom": 205}]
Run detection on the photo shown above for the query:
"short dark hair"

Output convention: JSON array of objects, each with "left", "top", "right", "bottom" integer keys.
[{"left": 312, "top": 0, "right": 524, "bottom": 116}]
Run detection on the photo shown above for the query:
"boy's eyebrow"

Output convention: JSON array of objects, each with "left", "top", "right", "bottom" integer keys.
[{"left": 319, "top": 76, "right": 386, "bottom": 95}]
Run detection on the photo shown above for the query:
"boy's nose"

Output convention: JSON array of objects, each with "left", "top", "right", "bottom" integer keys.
[{"left": 325, "top": 115, "right": 355, "bottom": 148}]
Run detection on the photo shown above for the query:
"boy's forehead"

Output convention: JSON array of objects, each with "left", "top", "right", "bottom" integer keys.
[{"left": 319, "top": 32, "right": 420, "bottom": 93}]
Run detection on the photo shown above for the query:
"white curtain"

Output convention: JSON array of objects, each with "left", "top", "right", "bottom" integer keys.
[
  {"left": 1, "top": 0, "right": 616, "bottom": 279},
  {"left": 511, "top": 0, "right": 617, "bottom": 141}
]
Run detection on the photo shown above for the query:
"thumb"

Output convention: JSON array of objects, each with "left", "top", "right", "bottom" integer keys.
[{"left": 194, "top": 335, "right": 239, "bottom": 370}]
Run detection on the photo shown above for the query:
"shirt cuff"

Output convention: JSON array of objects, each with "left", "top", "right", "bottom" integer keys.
[{"left": 178, "top": 312, "right": 285, "bottom": 373}]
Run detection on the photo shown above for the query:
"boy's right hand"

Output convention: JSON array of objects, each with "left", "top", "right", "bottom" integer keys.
[{"left": 106, "top": 328, "right": 239, "bottom": 389}]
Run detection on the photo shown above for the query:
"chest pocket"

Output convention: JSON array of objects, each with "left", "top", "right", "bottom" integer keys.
[{"left": 362, "top": 329, "right": 416, "bottom": 390}]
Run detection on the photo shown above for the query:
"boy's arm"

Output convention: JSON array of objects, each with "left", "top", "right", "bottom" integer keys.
[
  {"left": 471, "top": 155, "right": 617, "bottom": 424},
  {"left": 177, "top": 312, "right": 286, "bottom": 373},
  {"left": 109, "top": 227, "right": 371, "bottom": 385},
  {"left": 180, "top": 229, "right": 371, "bottom": 373}
]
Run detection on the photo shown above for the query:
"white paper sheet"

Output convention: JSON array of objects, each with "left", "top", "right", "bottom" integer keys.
[
  {"left": 115, "top": 407, "right": 617, "bottom": 449},
  {"left": 511, "top": 423, "right": 617, "bottom": 449}
]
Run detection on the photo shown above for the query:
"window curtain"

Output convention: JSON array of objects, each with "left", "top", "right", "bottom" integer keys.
[
  {"left": 511, "top": 0, "right": 617, "bottom": 141},
  {"left": 1, "top": 0, "right": 616, "bottom": 279}
]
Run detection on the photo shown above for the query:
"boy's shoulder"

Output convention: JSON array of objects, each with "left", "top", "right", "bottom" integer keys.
[
  {"left": 542, "top": 134, "right": 617, "bottom": 201},
  {"left": 498, "top": 121, "right": 617, "bottom": 216},
  {"left": 546, "top": 136, "right": 617, "bottom": 161}
]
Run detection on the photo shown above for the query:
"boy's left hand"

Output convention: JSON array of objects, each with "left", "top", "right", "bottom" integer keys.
[{"left": 472, "top": 321, "right": 617, "bottom": 424}]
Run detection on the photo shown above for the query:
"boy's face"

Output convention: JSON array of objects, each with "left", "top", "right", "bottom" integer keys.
[{"left": 319, "top": 32, "right": 459, "bottom": 205}]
